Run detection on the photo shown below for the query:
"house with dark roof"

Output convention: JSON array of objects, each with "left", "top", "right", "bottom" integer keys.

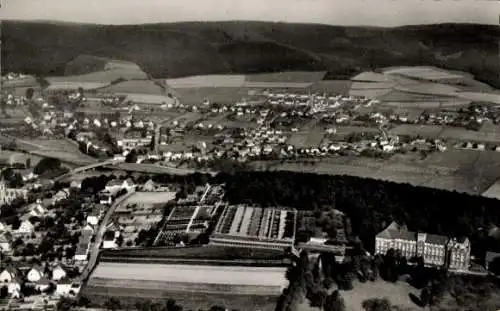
[{"left": 375, "top": 221, "right": 470, "bottom": 270}]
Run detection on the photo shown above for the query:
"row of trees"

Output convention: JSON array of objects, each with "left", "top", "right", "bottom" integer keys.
[{"left": 57, "top": 296, "right": 236, "bottom": 311}]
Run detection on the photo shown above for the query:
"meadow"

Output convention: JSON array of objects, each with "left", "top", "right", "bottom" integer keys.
[
  {"left": 245, "top": 71, "right": 326, "bottom": 83},
  {"left": 98, "top": 80, "right": 166, "bottom": 95},
  {"left": 120, "top": 93, "right": 175, "bottom": 105},
  {"left": 166, "top": 74, "right": 246, "bottom": 88},
  {"left": 45, "top": 68, "right": 148, "bottom": 83},
  {"left": 173, "top": 87, "right": 257, "bottom": 105},
  {"left": 83, "top": 286, "right": 279, "bottom": 311},
  {"left": 306, "top": 80, "right": 352, "bottom": 94}
]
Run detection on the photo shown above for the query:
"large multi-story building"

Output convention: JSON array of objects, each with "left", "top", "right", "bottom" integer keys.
[
  {"left": 375, "top": 221, "right": 470, "bottom": 271},
  {"left": 0, "top": 180, "right": 28, "bottom": 207},
  {"left": 211, "top": 205, "right": 297, "bottom": 249}
]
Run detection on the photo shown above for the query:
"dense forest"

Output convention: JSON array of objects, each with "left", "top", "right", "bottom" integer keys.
[
  {"left": 215, "top": 171, "right": 500, "bottom": 255},
  {"left": 3, "top": 21, "right": 500, "bottom": 87}
]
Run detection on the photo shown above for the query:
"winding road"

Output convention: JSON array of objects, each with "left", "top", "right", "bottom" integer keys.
[{"left": 80, "top": 190, "right": 135, "bottom": 281}]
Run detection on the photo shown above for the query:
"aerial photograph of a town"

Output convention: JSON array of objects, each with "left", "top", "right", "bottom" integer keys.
[{"left": 0, "top": 0, "right": 498, "bottom": 310}]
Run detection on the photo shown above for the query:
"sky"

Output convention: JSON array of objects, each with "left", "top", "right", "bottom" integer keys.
[{"left": 1, "top": 0, "right": 497, "bottom": 26}]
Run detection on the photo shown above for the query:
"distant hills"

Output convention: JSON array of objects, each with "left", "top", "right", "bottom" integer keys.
[{"left": 2, "top": 21, "right": 499, "bottom": 88}]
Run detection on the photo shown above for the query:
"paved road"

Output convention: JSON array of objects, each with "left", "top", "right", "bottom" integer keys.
[
  {"left": 54, "top": 159, "right": 119, "bottom": 182},
  {"left": 80, "top": 190, "right": 135, "bottom": 281}
]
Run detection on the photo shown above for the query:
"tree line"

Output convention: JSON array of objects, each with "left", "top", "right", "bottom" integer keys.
[{"left": 215, "top": 171, "right": 500, "bottom": 256}]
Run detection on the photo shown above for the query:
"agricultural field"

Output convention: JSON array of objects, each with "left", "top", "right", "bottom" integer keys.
[
  {"left": 173, "top": 87, "right": 257, "bottom": 105},
  {"left": 388, "top": 124, "right": 443, "bottom": 137},
  {"left": 350, "top": 81, "right": 397, "bottom": 90},
  {"left": 120, "top": 93, "right": 175, "bottom": 105},
  {"left": 395, "top": 83, "right": 459, "bottom": 96},
  {"left": 46, "top": 68, "right": 148, "bottom": 83},
  {"left": 351, "top": 71, "right": 394, "bottom": 82},
  {"left": 166, "top": 112, "right": 203, "bottom": 127},
  {"left": 89, "top": 262, "right": 288, "bottom": 289},
  {"left": 243, "top": 81, "right": 313, "bottom": 88},
  {"left": 2, "top": 76, "right": 38, "bottom": 88},
  {"left": 83, "top": 286, "right": 278, "bottom": 311},
  {"left": 348, "top": 88, "right": 393, "bottom": 98},
  {"left": 440, "top": 127, "right": 500, "bottom": 144},
  {"left": 125, "top": 191, "right": 176, "bottom": 204},
  {"left": 46, "top": 81, "right": 111, "bottom": 91},
  {"left": 245, "top": 71, "right": 326, "bottom": 83},
  {"left": 101, "top": 245, "right": 286, "bottom": 261},
  {"left": 456, "top": 91, "right": 500, "bottom": 104},
  {"left": 288, "top": 126, "right": 325, "bottom": 148},
  {"left": 166, "top": 75, "right": 246, "bottom": 88},
  {"left": 383, "top": 66, "right": 465, "bottom": 81},
  {"left": 380, "top": 100, "right": 443, "bottom": 109},
  {"left": 97, "top": 80, "right": 166, "bottom": 95},
  {"left": 3, "top": 86, "right": 42, "bottom": 98},
  {"left": 306, "top": 80, "right": 352, "bottom": 94},
  {"left": 104, "top": 60, "right": 143, "bottom": 71}
]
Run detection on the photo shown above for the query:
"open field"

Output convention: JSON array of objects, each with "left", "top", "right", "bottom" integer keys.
[
  {"left": 101, "top": 245, "right": 286, "bottom": 261},
  {"left": 384, "top": 66, "right": 466, "bottom": 81},
  {"left": 395, "top": 82, "right": 459, "bottom": 96},
  {"left": 83, "top": 286, "right": 278, "bottom": 311},
  {"left": 350, "top": 81, "right": 397, "bottom": 89},
  {"left": 166, "top": 74, "right": 246, "bottom": 88},
  {"left": 340, "top": 280, "right": 421, "bottom": 311},
  {"left": 245, "top": 71, "right": 326, "bottom": 83},
  {"left": 173, "top": 87, "right": 257, "bottom": 105},
  {"left": 456, "top": 91, "right": 500, "bottom": 104},
  {"left": 288, "top": 127, "right": 325, "bottom": 148},
  {"left": 253, "top": 146, "right": 500, "bottom": 195},
  {"left": 243, "top": 81, "right": 313, "bottom": 88},
  {"left": 45, "top": 68, "right": 148, "bottom": 83},
  {"left": 390, "top": 124, "right": 500, "bottom": 144},
  {"left": 46, "top": 81, "right": 111, "bottom": 91},
  {"left": 351, "top": 71, "right": 394, "bottom": 82},
  {"left": 86, "top": 279, "right": 283, "bottom": 296},
  {"left": 97, "top": 80, "right": 166, "bottom": 95},
  {"left": 348, "top": 88, "right": 393, "bottom": 98},
  {"left": 306, "top": 80, "right": 352, "bottom": 94},
  {"left": 2, "top": 76, "right": 38, "bottom": 88},
  {"left": 89, "top": 262, "right": 288, "bottom": 289},
  {"left": 120, "top": 93, "right": 175, "bottom": 105},
  {"left": 388, "top": 124, "right": 443, "bottom": 137},
  {"left": 125, "top": 191, "right": 176, "bottom": 204}
]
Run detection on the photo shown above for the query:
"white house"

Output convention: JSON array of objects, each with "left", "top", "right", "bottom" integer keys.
[
  {"left": 51, "top": 265, "right": 67, "bottom": 282},
  {"left": 15, "top": 220, "right": 34, "bottom": 235},
  {"left": 0, "top": 233, "right": 12, "bottom": 253},
  {"left": 86, "top": 209, "right": 100, "bottom": 226},
  {"left": 56, "top": 279, "right": 73, "bottom": 296},
  {"left": 27, "top": 203, "right": 47, "bottom": 218},
  {"left": 7, "top": 278, "right": 21, "bottom": 295},
  {"left": 105, "top": 179, "right": 135, "bottom": 193},
  {"left": 74, "top": 243, "right": 90, "bottom": 262},
  {"left": 26, "top": 265, "right": 44, "bottom": 283},
  {"left": 52, "top": 188, "right": 70, "bottom": 205},
  {"left": 102, "top": 231, "right": 117, "bottom": 249},
  {"left": 0, "top": 267, "right": 17, "bottom": 283},
  {"left": 70, "top": 180, "right": 82, "bottom": 189},
  {"left": 36, "top": 277, "right": 51, "bottom": 292}
]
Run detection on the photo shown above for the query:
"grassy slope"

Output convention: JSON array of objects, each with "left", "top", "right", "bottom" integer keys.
[{"left": 2, "top": 21, "right": 499, "bottom": 87}]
